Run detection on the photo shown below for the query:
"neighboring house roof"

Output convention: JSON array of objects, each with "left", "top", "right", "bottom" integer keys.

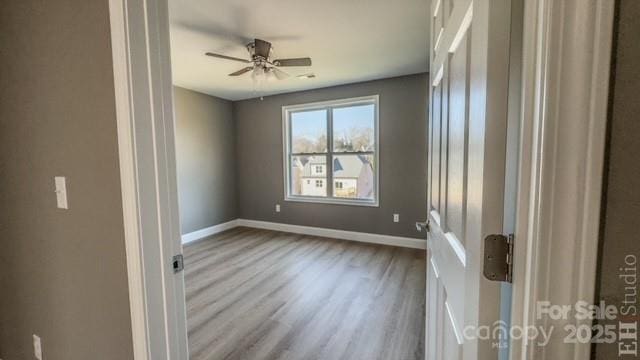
[
  {"left": 297, "top": 155, "right": 371, "bottom": 179},
  {"left": 334, "top": 155, "right": 367, "bottom": 179}
]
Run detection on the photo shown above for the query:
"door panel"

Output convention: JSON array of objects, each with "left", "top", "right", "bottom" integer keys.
[
  {"left": 445, "top": 32, "right": 470, "bottom": 240},
  {"left": 430, "top": 215, "right": 465, "bottom": 346},
  {"left": 426, "top": 258, "right": 441, "bottom": 360},
  {"left": 429, "top": 83, "right": 442, "bottom": 212},
  {"left": 443, "top": 305, "right": 461, "bottom": 359},
  {"left": 430, "top": 83, "right": 442, "bottom": 214},
  {"left": 433, "top": 0, "right": 444, "bottom": 52},
  {"left": 424, "top": 0, "right": 512, "bottom": 359}
]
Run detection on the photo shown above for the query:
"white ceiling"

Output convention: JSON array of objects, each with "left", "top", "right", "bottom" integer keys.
[{"left": 169, "top": 0, "right": 430, "bottom": 101}]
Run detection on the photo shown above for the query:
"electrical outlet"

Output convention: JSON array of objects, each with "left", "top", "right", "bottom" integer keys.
[
  {"left": 393, "top": 214, "right": 400, "bottom": 223},
  {"left": 275, "top": 204, "right": 281, "bottom": 213},
  {"left": 33, "top": 334, "right": 42, "bottom": 360}
]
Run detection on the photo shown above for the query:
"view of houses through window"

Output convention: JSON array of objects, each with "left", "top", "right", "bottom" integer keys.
[{"left": 285, "top": 96, "right": 378, "bottom": 205}]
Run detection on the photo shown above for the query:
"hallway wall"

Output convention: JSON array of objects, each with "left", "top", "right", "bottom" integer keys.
[{"left": 0, "top": 1, "right": 133, "bottom": 359}]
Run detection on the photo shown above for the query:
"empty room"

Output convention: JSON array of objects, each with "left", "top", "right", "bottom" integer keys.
[{"left": 170, "top": 0, "right": 430, "bottom": 358}]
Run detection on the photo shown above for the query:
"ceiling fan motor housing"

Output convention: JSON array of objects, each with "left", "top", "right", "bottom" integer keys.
[{"left": 247, "top": 41, "right": 271, "bottom": 64}]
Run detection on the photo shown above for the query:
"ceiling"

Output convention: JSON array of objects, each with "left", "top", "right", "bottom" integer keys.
[{"left": 169, "top": 0, "right": 430, "bottom": 101}]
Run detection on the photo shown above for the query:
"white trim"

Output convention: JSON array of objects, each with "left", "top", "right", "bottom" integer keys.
[
  {"left": 509, "top": 0, "right": 614, "bottom": 359},
  {"left": 181, "top": 220, "right": 240, "bottom": 244},
  {"left": 108, "top": 0, "right": 149, "bottom": 358},
  {"left": 430, "top": 257, "right": 441, "bottom": 278},
  {"left": 433, "top": 0, "right": 442, "bottom": 17},
  {"left": 444, "top": 232, "right": 466, "bottom": 266},
  {"left": 445, "top": 301, "right": 464, "bottom": 345},
  {"left": 237, "top": 219, "right": 427, "bottom": 250},
  {"left": 281, "top": 95, "right": 379, "bottom": 112},
  {"left": 179, "top": 219, "right": 426, "bottom": 250},
  {"left": 448, "top": 2, "right": 473, "bottom": 53},
  {"left": 431, "top": 65, "right": 444, "bottom": 87},
  {"left": 433, "top": 28, "right": 444, "bottom": 52},
  {"left": 109, "top": 0, "right": 189, "bottom": 358},
  {"left": 283, "top": 196, "right": 379, "bottom": 207},
  {"left": 282, "top": 95, "right": 380, "bottom": 207},
  {"left": 429, "top": 209, "right": 441, "bottom": 226}
]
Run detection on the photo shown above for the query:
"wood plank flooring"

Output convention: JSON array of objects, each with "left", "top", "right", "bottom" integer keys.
[{"left": 184, "top": 227, "right": 426, "bottom": 360}]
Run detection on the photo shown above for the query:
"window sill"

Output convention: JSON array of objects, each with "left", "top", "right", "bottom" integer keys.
[{"left": 284, "top": 196, "right": 379, "bottom": 207}]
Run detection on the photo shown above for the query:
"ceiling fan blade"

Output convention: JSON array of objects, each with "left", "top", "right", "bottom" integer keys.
[
  {"left": 229, "top": 67, "right": 254, "bottom": 76},
  {"left": 254, "top": 39, "right": 272, "bottom": 58},
  {"left": 271, "top": 67, "right": 290, "bottom": 80},
  {"left": 296, "top": 73, "right": 316, "bottom": 79},
  {"left": 273, "top": 58, "right": 312, "bottom": 67},
  {"left": 205, "top": 52, "right": 251, "bottom": 64}
]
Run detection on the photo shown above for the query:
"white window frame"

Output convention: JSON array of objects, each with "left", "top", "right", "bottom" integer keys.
[{"left": 282, "top": 95, "right": 380, "bottom": 207}]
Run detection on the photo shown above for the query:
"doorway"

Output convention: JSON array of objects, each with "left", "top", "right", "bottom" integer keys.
[{"left": 107, "top": 0, "right": 615, "bottom": 359}]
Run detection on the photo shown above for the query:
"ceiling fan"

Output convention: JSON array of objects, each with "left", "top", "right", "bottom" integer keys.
[{"left": 205, "top": 38, "right": 312, "bottom": 80}]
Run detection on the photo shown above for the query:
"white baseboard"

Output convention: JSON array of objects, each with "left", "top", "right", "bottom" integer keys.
[
  {"left": 181, "top": 219, "right": 239, "bottom": 244},
  {"left": 237, "top": 219, "right": 426, "bottom": 250},
  {"left": 182, "top": 219, "right": 427, "bottom": 249}
]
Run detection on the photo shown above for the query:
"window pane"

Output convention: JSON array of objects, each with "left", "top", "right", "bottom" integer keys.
[
  {"left": 291, "top": 110, "right": 327, "bottom": 153},
  {"left": 332, "top": 104, "right": 375, "bottom": 152},
  {"left": 332, "top": 155, "right": 375, "bottom": 200},
  {"left": 290, "top": 155, "right": 328, "bottom": 197}
]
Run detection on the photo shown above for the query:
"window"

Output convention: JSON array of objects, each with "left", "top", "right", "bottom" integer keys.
[{"left": 284, "top": 95, "right": 379, "bottom": 206}]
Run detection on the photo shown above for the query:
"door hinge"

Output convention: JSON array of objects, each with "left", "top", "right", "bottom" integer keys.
[
  {"left": 172, "top": 254, "right": 184, "bottom": 273},
  {"left": 483, "top": 234, "right": 514, "bottom": 283}
]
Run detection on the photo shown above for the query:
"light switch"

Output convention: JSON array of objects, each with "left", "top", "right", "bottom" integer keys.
[
  {"left": 54, "top": 176, "right": 68, "bottom": 209},
  {"left": 33, "top": 334, "right": 42, "bottom": 360}
]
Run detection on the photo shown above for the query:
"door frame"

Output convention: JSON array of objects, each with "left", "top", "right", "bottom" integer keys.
[
  {"left": 107, "top": 0, "right": 615, "bottom": 359},
  {"left": 509, "top": 0, "right": 614, "bottom": 359},
  {"left": 108, "top": 0, "right": 188, "bottom": 359}
]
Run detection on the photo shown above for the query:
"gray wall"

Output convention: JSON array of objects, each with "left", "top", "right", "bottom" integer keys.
[
  {"left": 234, "top": 74, "right": 428, "bottom": 238},
  {"left": 0, "top": 1, "right": 134, "bottom": 359},
  {"left": 174, "top": 87, "right": 238, "bottom": 234},
  {"left": 594, "top": 1, "right": 640, "bottom": 359}
]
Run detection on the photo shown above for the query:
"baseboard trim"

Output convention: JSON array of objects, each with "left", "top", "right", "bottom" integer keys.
[
  {"left": 237, "top": 219, "right": 426, "bottom": 250},
  {"left": 181, "top": 219, "right": 239, "bottom": 244},
  {"left": 183, "top": 219, "right": 427, "bottom": 249}
]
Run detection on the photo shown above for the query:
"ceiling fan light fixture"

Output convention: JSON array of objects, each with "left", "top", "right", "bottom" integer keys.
[
  {"left": 265, "top": 68, "right": 278, "bottom": 82},
  {"left": 251, "top": 66, "right": 265, "bottom": 79}
]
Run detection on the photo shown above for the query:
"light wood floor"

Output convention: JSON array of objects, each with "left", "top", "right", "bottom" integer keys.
[{"left": 184, "top": 227, "right": 426, "bottom": 360}]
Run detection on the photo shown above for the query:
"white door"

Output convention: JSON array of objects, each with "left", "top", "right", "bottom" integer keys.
[{"left": 423, "top": 0, "right": 513, "bottom": 359}]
